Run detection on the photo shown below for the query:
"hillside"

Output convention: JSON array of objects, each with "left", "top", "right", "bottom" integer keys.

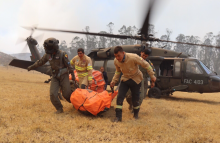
[
  {"left": 10, "top": 53, "right": 31, "bottom": 61},
  {"left": 0, "top": 52, "right": 16, "bottom": 66}
]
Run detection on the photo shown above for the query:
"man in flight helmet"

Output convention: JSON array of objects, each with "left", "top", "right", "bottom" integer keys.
[{"left": 27, "top": 37, "right": 74, "bottom": 114}]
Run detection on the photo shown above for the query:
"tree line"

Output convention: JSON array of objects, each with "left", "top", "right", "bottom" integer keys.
[{"left": 38, "top": 22, "right": 220, "bottom": 74}]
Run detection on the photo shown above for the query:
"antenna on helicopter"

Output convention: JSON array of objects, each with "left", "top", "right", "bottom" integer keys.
[
  {"left": 176, "top": 52, "right": 182, "bottom": 58},
  {"left": 161, "top": 45, "right": 166, "bottom": 49}
]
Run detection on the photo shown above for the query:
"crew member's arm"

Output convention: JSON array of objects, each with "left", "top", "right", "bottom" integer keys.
[
  {"left": 135, "top": 55, "right": 156, "bottom": 85},
  {"left": 63, "top": 52, "right": 75, "bottom": 79},
  {"left": 110, "top": 60, "right": 121, "bottom": 87},
  {"left": 148, "top": 60, "right": 157, "bottom": 76},
  {"left": 63, "top": 52, "right": 74, "bottom": 73},
  {"left": 87, "top": 58, "right": 93, "bottom": 84},
  {"left": 70, "top": 56, "right": 76, "bottom": 68},
  {"left": 27, "top": 54, "right": 49, "bottom": 71}
]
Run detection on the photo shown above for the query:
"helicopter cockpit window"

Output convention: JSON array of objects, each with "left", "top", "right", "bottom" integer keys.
[
  {"left": 186, "top": 61, "right": 203, "bottom": 74},
  {"left": 199, "top": 61, "right": 212, "bottom": 74}
]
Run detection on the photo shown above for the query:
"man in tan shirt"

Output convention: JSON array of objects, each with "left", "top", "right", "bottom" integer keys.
[
  {"left": 110, "top": 46, "right": 156, "bottom": 122},
  {"left": 70, "top": 48, "right": 93, "bottom": 89}
]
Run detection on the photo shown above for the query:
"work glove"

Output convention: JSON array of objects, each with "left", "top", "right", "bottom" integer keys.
[
  {"left": 110, "top": 81, "right": 115, "bottom": 87},
  {"left": 150, "top": 82, "right": 155, "bottom": 88},
  {"left": 151, "top": 75, "right": 156, "bottom": 83},
  {"left": 150, "top": 75, "right": 156, "bottom": 88}
]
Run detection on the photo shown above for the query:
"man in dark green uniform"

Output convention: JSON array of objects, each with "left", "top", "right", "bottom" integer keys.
[
  {"left": 27, "top": 37, "right": 74, "bottom": 114},
  {"left": 126, "top": 49, "right": 156, "bottom": 111}
]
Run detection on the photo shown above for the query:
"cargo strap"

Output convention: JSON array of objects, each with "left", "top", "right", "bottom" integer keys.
[{"left": 77, "top": 90, "right": 98, "bottom": 113}]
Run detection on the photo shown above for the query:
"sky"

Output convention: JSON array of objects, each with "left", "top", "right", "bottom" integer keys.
[{"left": 0, "top": 0, "right": 220, "bottom": 54}]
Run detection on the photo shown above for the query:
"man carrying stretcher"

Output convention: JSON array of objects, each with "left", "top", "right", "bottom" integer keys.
[{"left": 110, "top": 46, "right": 156, "bottom": 122}]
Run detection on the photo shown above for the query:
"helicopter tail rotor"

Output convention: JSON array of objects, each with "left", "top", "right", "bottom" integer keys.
[
  {"left": 21, "top": 43, "right": 28, "bottom": 53},
  {"left": 16, "top": 37, "right": 26, "bottom": 45},
  {"left": 21, "top": 24, "right": 38, "bottom": 37},
  {"left": 34, "top": 33, "right": 44, "bottom": 43},
  {"left": 16, "top": 25, "right": 44, "bottom": 53}
]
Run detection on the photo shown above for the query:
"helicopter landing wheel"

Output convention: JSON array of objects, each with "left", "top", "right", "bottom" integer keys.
[{"left": 148, "top": 87, "right": 161, "bottom": 99}]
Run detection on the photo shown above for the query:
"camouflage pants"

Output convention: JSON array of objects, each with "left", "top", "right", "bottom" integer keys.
[{"left": 126, "top": 78, "right": 148, "bottom": 107}]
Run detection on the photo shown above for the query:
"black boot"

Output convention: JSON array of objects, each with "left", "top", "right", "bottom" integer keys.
[
  {"left": 112, "top": 108, "right": 122, "bottom": 122},
  {"left": 55, "top": 108, "right": 64, "bottom": 114},
  {"left": 133, "top": 108, "right": 140, "bottom": 119}
]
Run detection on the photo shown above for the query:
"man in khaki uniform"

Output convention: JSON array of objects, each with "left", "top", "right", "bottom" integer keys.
[
  {"left": 70, "top": 48, "right": 93, "bottom": 89},
  {"left": 110, "top": 46, "right": 156, "bottom": 122},
  {"left": 27, "top": 37, "right": 74, "bottom": 114},
  {"left": 126, "top": 49, "right": 156, "bottom": 110}
]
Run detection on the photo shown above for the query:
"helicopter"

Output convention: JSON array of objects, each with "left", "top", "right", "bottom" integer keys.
[
  {"left": 9, "top": 0, "right": 220, "bottom": 98},
  {"left": 10, "top": 31, "right": 52, "bottom": 82}
]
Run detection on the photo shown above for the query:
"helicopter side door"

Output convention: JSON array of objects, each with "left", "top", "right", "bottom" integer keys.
[
  {"left": 183, "top": 59, "right": 208, "bottom": 93},
  {"left": 158, "top": 59, "right": 182, "bottom": 90}
]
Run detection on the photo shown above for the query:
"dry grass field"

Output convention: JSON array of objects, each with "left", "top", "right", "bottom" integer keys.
[{"left": 1, "top": 66, "right": 220, "bottom": 143}]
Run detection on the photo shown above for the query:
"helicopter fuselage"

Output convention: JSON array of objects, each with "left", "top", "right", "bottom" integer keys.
[
  {"left": 90, "top": 45, "right": 220, "bottom": 94},
  {"left": 10, "top": 40, "right": 220, "bottom": 95}
]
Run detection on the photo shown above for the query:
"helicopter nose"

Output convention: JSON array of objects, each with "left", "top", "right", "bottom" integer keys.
[{"left": 209, "top": 75, "right": 220, "bottom": 92}]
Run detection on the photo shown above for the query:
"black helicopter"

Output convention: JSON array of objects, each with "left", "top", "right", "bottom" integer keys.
[{"left": 9, "top": 0, "right": 220, "bottom": 98}]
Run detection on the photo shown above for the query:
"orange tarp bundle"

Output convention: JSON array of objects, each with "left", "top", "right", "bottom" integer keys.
[
  {"left": 70, "top": 88, "right": 118, "bottom": 116},
  {"left": 69, "top": 70, "right": 105, "bottom": 93}
]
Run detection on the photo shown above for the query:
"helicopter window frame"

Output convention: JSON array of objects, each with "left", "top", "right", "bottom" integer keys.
[
  {"left": 174, "top": 61, "right": 181, "bottom": 77},
  {"left": 186, "top": 61, "right": 203, "bottom": 75},
  {"left": 106, "top": 60, "right": 115, "bottom": 73},
  {"left": 93, "top": 60, "right": 104, "bottom": 71},
  {"left": 199, "top": 61, "right": 212, "bottom": 74},
  {"left": 159, "top": 59, "right": 174, "bottom": 77}
]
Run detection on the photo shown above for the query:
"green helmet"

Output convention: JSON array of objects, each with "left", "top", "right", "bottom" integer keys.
[{"left": 43, "top": 37, "right": 59, "bottom": 54}]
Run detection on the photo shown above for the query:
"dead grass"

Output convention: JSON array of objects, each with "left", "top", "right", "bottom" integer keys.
[{"left": 0, "top": 66, "right": 220, "bottom": 142}]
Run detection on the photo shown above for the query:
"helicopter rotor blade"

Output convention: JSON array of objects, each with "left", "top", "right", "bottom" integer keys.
[
  {"left": 30, "top": 24, "right": 38, "bottom": 37},
  {"left": 24, "top": 27, "right": 132, "bottom": 39},
  {"left": 21, "top": 24, "right": 38, "bottom": 37},
  {"left": 139, "top": 0, "right": 156, "bottom": 36},
  {"left": 16, "top": 37, "right": 26, "bottom": 45},
  {"left": 21, "top": 26, "right": 32, "bottom": 31},
  {"left": 34, "top": 33, "right": 44, "bottom": 43},
  {"left": 21, "top": 27, "right": 220, "bottom": 49},
  {"left": 159, "top": 39, "right": 220, "bottom": 49}
]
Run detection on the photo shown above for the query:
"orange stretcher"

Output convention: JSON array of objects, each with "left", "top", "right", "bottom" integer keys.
[{"left": 70, "top": 87, "right": 118, "bottom": 116}]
